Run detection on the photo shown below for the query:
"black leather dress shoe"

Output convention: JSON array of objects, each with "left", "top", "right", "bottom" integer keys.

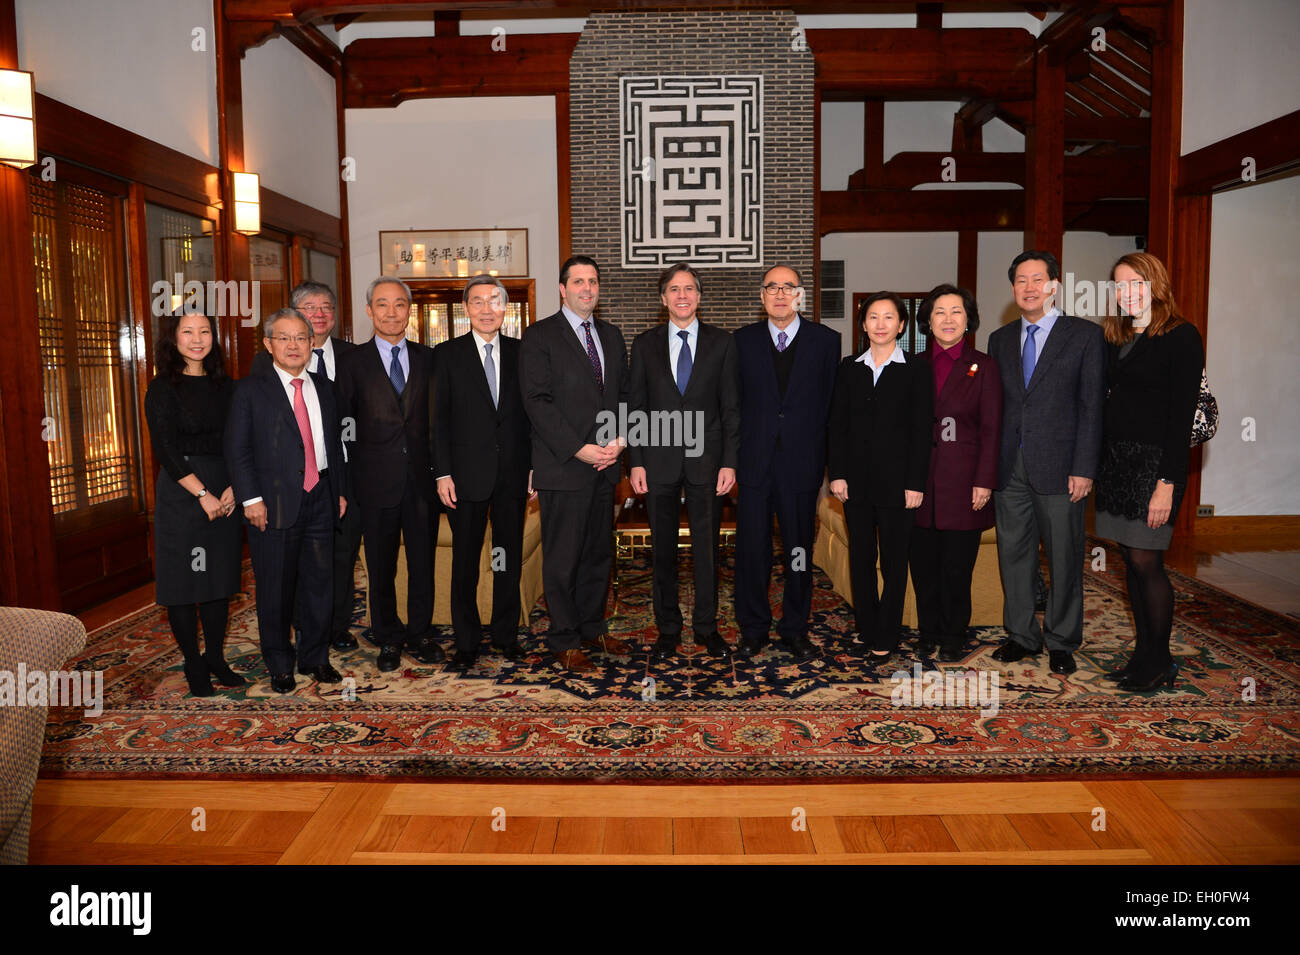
[
  {"left": 377, "top": 645, "right": 402, "bottom": 672},
  {"left": 738, "top": 635, "right": 767, "bottom": 657},
  {"left": 331, "top": 632, "right": 359, "bottom": 652},
  {"left": 865, "top": 649, "right": 893, "bottom": 666},
  {"left": 409, "top": 637, "right": 446, "bottom": 665},
  {"left": 991, "top": 640, "right": 1039, "bottom": 663},
  {"left": 449, "top": 650, "right": 477, "bottom": 672},
  {"left": 938, "top": 642, "right": 965, "bottom": 663},
  {"left": 914, "top": 636, "right": 939, "bottom": 656},
  {"left": 493, "top": 643, "right": 525, "bottom": 662},
  {"left": 270, "top": 672, "right": 296, "bottom": 694},
  {"left": 1049, "top": 650, "right": 1078, "bottom": 674},
  {"left": 650, "top": 636, "right": 679, "bottom": 662},
  {"left": 777, "top": 635, "right": 816, "bottom": 662},
  {"left": 704, "top": 633, "right": 730, "bottom": 657},
  {"left": 298, "top": 663, "right": 343, "bottom": 683}
]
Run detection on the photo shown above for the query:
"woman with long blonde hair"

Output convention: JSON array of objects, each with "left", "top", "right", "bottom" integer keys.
[{"left": 1095, "top": 252, "right": 1203, "bottom": 691}]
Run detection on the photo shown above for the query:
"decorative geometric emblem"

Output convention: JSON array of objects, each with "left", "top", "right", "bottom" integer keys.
[{"left": 619, "top": 75, "right": 763, "bottom": 268}]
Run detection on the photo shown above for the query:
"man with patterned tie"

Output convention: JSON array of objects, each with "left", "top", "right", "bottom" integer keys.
[
  {"left": 732, "top": 264, "right": 840, "bottom": 660},
  {"left": 628, "top": 263, "right": 740, "bottom": 660},
  {"left": 988, "top": 250, "right": 1105, "bottom": 675},
  {"left": 432, "top": 277, "right": 533, "bottom": 671},
  {"left": 225, "top": 307, "right": 348, "bottom": 693},
  {"left": 336, "top": 277, "right": 445, "bottom": 672},
  {"left": 519, "top": 256, "right": 631, "bottom": 673},
  {"left": 251, "top": 281, "right": 361, "bottom": 654}
]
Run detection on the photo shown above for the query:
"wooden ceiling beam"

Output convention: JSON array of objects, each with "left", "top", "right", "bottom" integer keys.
[
  {"left": 1077, "top": 73, "right": 1142, "bottom": 115},
  {"left": 852, "top": 149, "right": 1148, "bottom": 197},
  {"left": 820, "top": 189, "right": 1146, "bottom": 235},
  {"left": 1092, "top": 46, "right": 1150, "bottom": 93},
  {"left": 1178, "top": 109, "right": 1300, "bottom": 195},
  {"left": 810, "top": 28, "right": 1036, "bottom": 99},
  {"left": 1066, "top": 115, "right": 1148, "bottom": 145},
  {"left": 1069, "top": 82, "right": 1126, "bottom": 117},
  {"left": 344, "top": 33, "right": 577, "bottom": 106}
]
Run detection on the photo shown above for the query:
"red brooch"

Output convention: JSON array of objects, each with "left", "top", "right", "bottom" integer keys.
[{"left": 967, "top": 363, "right": 979, "bottom": 378}]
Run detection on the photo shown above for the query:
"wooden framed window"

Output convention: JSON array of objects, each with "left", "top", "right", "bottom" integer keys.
[
  {"left": 406, "top": 279, "right": 536, "bottom": 347},
  {"left": 30, "top": 171, "right": 143, "bottom": 524}
]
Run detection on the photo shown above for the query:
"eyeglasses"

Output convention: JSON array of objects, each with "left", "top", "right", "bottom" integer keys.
[
  {"left": 297, "top": 304, "right": 335, "bottom": 314},
  {"left": 270, "top": 334, "right": 311, "bottom": 345},
  {"left": 467, "top": 297, "right": 504, "bottom": 309},
  {"left": 762, "top": 283, "right": 799, "bottom": 296}
]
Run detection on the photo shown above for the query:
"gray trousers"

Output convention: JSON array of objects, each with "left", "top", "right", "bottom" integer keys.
[{"left": 994, "top": 449, "right": 1085, "bottom": 652}]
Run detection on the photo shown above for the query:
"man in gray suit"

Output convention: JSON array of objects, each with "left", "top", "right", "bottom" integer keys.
[{"left": 988, "top": 250, "right": 1105, "bottom": 674}]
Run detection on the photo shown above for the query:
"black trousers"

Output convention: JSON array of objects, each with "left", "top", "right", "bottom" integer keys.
[
  {"left": 331, "top": 496, "right": 363, "bottom": 639},
  {"left": 909, "top": 525, "right": 983, "bottom": 647},
  {"left": 538, "top": 481, "right": 614, "bottom": 652},
  {"left": 734, "top": 475, "right": 818, "bottom": 643},
  {"left": 247, "top": 479, "right": 333, "bottom": 675},
  {"left": 360, "top": 482, "right": 434, "bottom": 647},
  {"left": 447, "top": 481, "right": 526, "bottom": 654},
  {"left": 644, "top": 478, "right": 723, "bottom": 642},
  {"left": 843, "top": 500, "right": 914, "bottom": 652}
]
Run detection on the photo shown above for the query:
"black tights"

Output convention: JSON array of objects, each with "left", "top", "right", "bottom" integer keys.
[
  {"left": 166, "top": 599, "right": 230, "bottom": 665},
  {"left": 1118, "top": 544, "right": 1174, "bottom": 677}
]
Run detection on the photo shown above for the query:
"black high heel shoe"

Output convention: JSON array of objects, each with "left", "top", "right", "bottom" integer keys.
[
  {"left": 1101, "top": 660, "right": 1136, "bottom": 682},
  {"left": 1117, "top": 661, "right": 1179, "bottom": 692},
  {"left": 204, "top": 655, "right": 247, "bottom": 688},
  {"left": 183, "top": 661, "right": 215, "bottom": 697}
]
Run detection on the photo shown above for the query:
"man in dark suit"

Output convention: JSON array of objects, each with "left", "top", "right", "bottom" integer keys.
[
  {"left": 251, "top": 281, "right": 361, "bottom": 654},
  {"left": 433, "top": 276, "right": 533, "bottom": 671},
  {"left": 988, "top": 250, "right": 1106, "bottom": 674},
  {"left": 226, "top": 307, "right": 347, "bottom": 693},
  {"left": 519, "top": 255, "right": 631, "bottom": 673},
  {"left": 336, "top": 277, "right": 445, "bottom": 672},
  {"left": 628, "top": 262, "right": 740, "bottom": 660},
  {"left": 733, "top": 264, "right": 841, "bottom": 660}
]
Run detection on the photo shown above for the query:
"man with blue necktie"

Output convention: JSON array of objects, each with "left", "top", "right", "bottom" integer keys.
[
  {"left": 628, "top": 263, "right": 740, "bottom": 660},
  {"left": 336, "top": 277, "right": 444, "bottom": 672},
  {"left": 988, "top": 250, "right": 1105, "bottom": 675}
]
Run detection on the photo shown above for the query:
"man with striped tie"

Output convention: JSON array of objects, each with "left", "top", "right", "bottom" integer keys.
[
  {"left": 628, "top": 263, "right": 740, "bottom": 661},
  {"left": 519, "top": 256, "right": 630, "bottom": 673}
]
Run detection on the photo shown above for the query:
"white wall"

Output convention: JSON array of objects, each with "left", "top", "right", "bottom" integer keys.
[
  {"left": 243, "top": 36, "right": 340, "bottom": 217},
  {"left": 1182, "top": 0, "right": 1300, "bottom": 154},
  {"left": 344, "top": 96, "right": 559, "bottom": 340},
  {"left": 15, "top": 0, "right": 218, "bottom": 164},
  {"left": 1200, "top": 174, "right": 1300, "bottom": 515}
]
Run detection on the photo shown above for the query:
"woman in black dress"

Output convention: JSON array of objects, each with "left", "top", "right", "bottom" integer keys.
[
  {"left": 1095, "top": 253, "right": 1203, "bottom": 691},
  {"left": 144, "top": 310, "right": 245, "bottom": 696},
  {"left": 828, "top": 292, "right": 933, "bottom": 663}
]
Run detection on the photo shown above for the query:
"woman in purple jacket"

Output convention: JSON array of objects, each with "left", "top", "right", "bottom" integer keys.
[{"left": 909, "top": 284, "right": 1002, "bottom": 661}]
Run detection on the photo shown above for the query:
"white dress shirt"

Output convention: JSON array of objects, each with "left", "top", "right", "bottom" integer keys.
[
  {"left": 242, "top": 362, "right": 328, "bottom": 507},
  {"left": 854, "top": 342, "right": 906, "bottom": 385},
  {"left": 668, "top": 317, "right": 699, "bottom": 375},
  {"left": 562, "top": 305, "right": 605, "bottom": 374}
]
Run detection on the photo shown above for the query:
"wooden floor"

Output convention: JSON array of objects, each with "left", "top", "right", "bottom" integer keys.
[
  {"left": 27, "top": 778, "right": 1300, "bottom": 864},
  {"left": 31, "top": 519, "right": 1297, "bottom": 866}
]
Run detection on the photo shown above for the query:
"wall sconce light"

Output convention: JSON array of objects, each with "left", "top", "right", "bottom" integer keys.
[
  {"left": 0, "top": 68, "right": 36, "bottom": 169},
  {"left": 232, "top": 171, "right": 260, "bottom": 235}
]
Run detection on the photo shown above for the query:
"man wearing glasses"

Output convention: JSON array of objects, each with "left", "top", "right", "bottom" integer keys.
[
  {"left": 252, "top": 282, "right": 362, "bottom": 655},
  {"left": 226, "top": 307, "right": 348, "bottom": 692},
  {"left": 733, "top": 265, "right": 840, "bottom": 660}
]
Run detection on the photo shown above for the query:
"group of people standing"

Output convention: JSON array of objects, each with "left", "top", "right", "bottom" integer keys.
[{"left": 145, "top": 247, "right": 1201, "bottom": 698}]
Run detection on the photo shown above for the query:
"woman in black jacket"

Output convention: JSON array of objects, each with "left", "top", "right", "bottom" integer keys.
[
  {"left": 1095, "top": 253, "right": 1203, "bottom": 691},
  {"left": 828, "top": 292, "right": 933, "bottom": 662},
  {"left": 144, "top": 309, "right": 246, "bottom": 696}
]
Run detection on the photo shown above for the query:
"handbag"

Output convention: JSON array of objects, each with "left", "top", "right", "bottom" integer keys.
[{"left": 1190, "top": 368, "right": 1218, "bottom": 446}]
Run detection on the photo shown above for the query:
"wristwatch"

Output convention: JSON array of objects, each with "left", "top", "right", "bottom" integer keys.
[
  {"left": 196, "top": 488, "right": 208, "bottom": 498},
  {"left": 1156, "top": 478, "right": 1174, "bottom": 487}
]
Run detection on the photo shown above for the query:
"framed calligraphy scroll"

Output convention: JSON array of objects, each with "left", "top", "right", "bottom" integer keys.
[{"left": 379, "top": 228, "right": 529, "bottom": 279}]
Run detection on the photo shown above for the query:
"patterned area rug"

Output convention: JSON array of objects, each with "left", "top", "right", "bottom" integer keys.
[{"left": 42, "top": 546, "right": 1300, "bottom": 779}]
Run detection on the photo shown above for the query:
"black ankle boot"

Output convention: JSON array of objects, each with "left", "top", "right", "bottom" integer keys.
[
  {"left": 204, "top": 654, "right": 247, "bottom": 688},
  {"left": 183, "top": 660, "right": 215, "bottom": 697}
]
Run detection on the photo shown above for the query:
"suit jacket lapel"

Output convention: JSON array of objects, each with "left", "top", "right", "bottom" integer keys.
[
  {"left": 783, "top": 320, "right": 813, "bottom": 407},
  {"left": 464, "top": 334, "right": 497, "bottom": 412},
  {"left": 1026, "top": 317, "right": 1070, "bottom": 394}
]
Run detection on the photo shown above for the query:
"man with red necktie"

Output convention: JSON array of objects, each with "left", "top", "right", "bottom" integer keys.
[{"left": 226, "top": 307, "right": 348, "bottom": 693}]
